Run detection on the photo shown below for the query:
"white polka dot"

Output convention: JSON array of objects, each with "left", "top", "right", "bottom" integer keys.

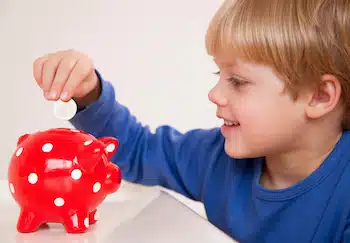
[
  {"left": 94, "top": 211, "right": 99, "bottom": 221},
  {"left": 71, "top": 169, "right": 82, "bottom": 180},
  {"left": 16, "top": 147, "right": 23, "bottom": 157},
  {"left": 84, "top": 140, "right": 93, "bottom": 146},
  {"left": 42, "top": 143, "right": 53, "bottom": 152},
  {"left": 28, "top": 173, "right": 38, "bottom": 184},
  {"left": 106, "top": 144, "right": 115, "bottom": 153},
  {"left": 93, "top": 182, "right": 101, "bottom": 193},
  {"left": 84, "top": 217, "right": 89, "bottom": 228},
  {"left": 9, "top": 183, "right": 15, "bottom": 194},
  {"left": 54, "top": 197, "right": 65, "bottom": 207}
]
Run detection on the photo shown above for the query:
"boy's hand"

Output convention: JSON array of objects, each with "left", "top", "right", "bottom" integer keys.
[{"left": 33, "top": 49, "right": 101, "bottom": 107}]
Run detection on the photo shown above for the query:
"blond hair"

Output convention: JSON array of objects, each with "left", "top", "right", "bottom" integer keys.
[{"left": 205, "top": 0, "right": 350, "bottom": 129}]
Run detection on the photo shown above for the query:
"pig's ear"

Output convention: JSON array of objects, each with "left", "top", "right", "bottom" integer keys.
[
  {"left": 17, "top": 134, "right": 30, "bottom": 146},
  {"left": 76, "top": 139, "right": 104, "bottom": 173},
  {"left": 98, "top": 137, "right": 119, "bottom": 159}
]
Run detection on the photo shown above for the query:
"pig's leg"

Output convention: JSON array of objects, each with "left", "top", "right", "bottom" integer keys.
[
  {"left": 17, "top": 209, "right": 44, "bottom": 233},
  {"left": 89, "top": 209, "right": 98, "bottom": 224},
  {"left": 63, "top": 210, "right": 90, "bottom": 233}
]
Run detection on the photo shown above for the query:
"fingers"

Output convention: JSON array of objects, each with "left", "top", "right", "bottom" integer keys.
[
  {"left": 61, "top": 58, "right": 93, "bottom": 101},
  {"left": 33, "top": 55, "right": 49, "bottom": 88},
  {"left": 42, "top": 57, "right": 63, "bottom": 99},
  {"left": 49, "top": 57, "right": 78, "bottom": 100},
  {"left": 33, "top": 49, "right": 96, "bottom": 102},
  {"left": 33, "top": 50, "right": 67, "bottom": 92}
]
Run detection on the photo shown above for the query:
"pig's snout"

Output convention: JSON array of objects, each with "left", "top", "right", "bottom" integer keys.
[{"left": 104, "top": 163, "right": 122, "bottom": 193}]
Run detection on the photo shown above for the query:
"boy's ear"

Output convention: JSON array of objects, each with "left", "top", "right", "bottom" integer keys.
[{"left": 305, "top": 74, "right": 342, "bottom": 119}]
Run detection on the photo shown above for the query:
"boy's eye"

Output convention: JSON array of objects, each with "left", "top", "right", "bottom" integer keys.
[
  {"left": 213, "top": 71, "right": 246, "bottom": 87},
  {"left": 228, "top": 77, "right": 246, "bottom": 87}
]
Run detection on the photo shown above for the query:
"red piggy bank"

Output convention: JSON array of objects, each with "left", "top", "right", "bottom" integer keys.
[{"left": 7, "top": 128, "right": 122, "bottom": 234}]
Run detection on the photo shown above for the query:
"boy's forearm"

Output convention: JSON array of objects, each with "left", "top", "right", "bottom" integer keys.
[{"left": 69, "top": 72, "right": 221, "bottom": 201}]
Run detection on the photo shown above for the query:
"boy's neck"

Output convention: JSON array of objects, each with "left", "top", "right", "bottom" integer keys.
[{"left": 260, "top": 129, "right": 343, "bottom": 190}]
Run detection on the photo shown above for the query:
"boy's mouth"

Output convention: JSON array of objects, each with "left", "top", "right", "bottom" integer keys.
[{"left": 224, "top": 119, "right": 240, "bottom": 127}]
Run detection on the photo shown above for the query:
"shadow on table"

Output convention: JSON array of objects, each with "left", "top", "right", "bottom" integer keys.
[
  {"left": 1, "top": 190, "right": 159, "bottom": 243},
  {"left": 104, "top": 191, "right": 237, "bottom": 243},
  {"left": 1, "top": 191, "right": 236, "bottom": 243}
]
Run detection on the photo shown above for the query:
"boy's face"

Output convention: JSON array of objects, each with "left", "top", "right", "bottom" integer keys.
[{"left": 209, "top": 56, "right": 308, "bottom": 158}]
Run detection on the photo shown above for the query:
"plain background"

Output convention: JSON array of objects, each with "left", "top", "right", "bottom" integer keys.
[{"left": 0, "top": 0, "right": 224, "bottom": 215}]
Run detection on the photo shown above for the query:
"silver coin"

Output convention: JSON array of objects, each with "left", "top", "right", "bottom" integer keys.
[{"left": 53, "top": 99, "right": 78, "bottom": 120}]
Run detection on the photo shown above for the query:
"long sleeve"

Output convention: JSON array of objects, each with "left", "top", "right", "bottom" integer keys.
[
  {"left": 69, "top": 71, "right": 225, "bottom": 201},
  {"left": 343, "top": 227, "right": 350, "bottom": 242},
  {"left": 342, "top": 215, "right": 350, "bottom": 242}
]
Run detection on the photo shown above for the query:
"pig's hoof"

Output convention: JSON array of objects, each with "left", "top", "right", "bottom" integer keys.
[
  {"left": 64, "top": 211, "right": 90, "bottom": 233},
  {"left": 89, "top": 209, "right": 99, "bottom": 225},
  {"left": 17, "top": 210, "right": 44, "bottom": 233}
]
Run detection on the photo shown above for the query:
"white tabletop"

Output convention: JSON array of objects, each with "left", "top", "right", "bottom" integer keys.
[{"left": 0, "top": 180, "right": 236, "bottom": 243}]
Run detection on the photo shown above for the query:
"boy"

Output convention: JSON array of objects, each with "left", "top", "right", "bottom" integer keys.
[{"left": 32, "top": 0, "right": 350, "bottom": 242}]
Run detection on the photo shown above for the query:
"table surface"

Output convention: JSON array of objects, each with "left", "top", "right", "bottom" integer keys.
[{"left": 0, "top": 180, "right": 236, "bottom": 243}]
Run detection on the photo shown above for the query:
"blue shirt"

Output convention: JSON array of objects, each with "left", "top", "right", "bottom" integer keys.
[{"left": 70, "top": 72, "right": 350, "bottom": 242}]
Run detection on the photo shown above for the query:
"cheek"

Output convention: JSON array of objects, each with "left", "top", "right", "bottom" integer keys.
[
  {"left": 239, "top": 93, "right": 300, "bottom": 129},
  {"left": 224, "top": 97, "right": 304, "bottom": 158}
]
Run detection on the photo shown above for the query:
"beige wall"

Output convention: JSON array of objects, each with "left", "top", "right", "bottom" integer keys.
[{"left": 0, "top": 0, "right": 224, "bottom": 216}]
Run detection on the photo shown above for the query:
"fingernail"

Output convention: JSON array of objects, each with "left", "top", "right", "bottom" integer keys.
[
  {"left": 50, "top": 91, "right": 57, "bottom": 99},
  {"left": 44, "top": 91, "right": 49, "bottom": 98},
  {"left": 60, "top": 91, "right": 69, "bottom": 100}
]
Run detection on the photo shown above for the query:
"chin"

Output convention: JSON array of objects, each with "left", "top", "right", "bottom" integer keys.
[{"left": 224, "top": 140, "right": 259, "bottom": 159}]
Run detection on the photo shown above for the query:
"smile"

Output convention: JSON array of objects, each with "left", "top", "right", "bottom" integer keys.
[{"left": 224, "top": 119, "right": 240, "bottom": 126}]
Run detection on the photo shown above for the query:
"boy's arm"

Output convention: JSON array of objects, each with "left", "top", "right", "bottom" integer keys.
[
  {"left": 344, "top": 232, "right": 348, "bottom": 242},
  {"left": 69, "top": 71, "right": 224, "bottom": 201},
  {"left": 342, "top": 215, "right": 350, "bottom": 242}
]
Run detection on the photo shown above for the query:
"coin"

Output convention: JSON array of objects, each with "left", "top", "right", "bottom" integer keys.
[{"left": 53, "top": 99, "right": 77, "bottom": 120}]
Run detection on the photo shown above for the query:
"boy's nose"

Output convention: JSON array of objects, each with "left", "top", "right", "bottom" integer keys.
[{"left": 208, "top": 83, "right": 228, "bottom": 106}]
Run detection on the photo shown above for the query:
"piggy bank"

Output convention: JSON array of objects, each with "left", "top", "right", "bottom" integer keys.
[{"left": 7, "top": 128, "right": 122, "bottom": 234}]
